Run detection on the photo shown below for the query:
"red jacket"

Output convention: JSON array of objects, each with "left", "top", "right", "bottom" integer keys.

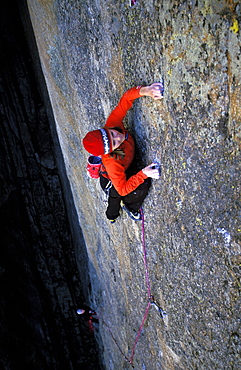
[{"left": 101, "top": 86, "right": 147, "bottom": 196}]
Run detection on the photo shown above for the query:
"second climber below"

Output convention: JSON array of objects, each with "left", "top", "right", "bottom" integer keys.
[{"left": 82, "top": 83, "right": 163, "bottom": 223}]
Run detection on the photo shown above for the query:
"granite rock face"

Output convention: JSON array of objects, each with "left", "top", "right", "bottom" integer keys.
[{"left": 23, "top": 0, "right": 241, "bottom": 369}]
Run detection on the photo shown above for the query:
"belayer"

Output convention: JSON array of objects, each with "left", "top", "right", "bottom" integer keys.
[
  {"left": 76, "top": 306, "right": 98, "bottom": 322},
  {"left": 82, "top": 83, "right": 163, "bottom": 223},
  {"left": 77, "top": 306, "right": 99, "bottom": 333}
]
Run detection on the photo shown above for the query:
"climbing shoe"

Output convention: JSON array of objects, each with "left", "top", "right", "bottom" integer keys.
[
  {"left": 122, "top": 205, "right": 142, "bottom": 221},
  {"left": 110, "top": 219, "right": 116, "bottom": 224}
]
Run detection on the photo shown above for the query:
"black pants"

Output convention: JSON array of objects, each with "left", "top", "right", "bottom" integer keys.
[{"left": 100, "top": 175, "right": 151, "bottom": 220}]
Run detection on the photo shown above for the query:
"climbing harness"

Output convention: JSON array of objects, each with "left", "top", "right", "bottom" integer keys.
[{"left": 102, "top": 207, "right": 167, "bottom": 367}]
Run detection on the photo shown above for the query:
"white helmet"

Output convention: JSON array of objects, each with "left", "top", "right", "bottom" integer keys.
[{"left": 77, "top": 309, "right": 85, "bottom": 315}]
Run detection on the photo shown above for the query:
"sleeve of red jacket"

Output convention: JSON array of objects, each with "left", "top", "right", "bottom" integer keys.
[
  {"left": 102, "top": 158, "right": 148, "bottom": 196},
  {"left": 105, "top": 86, "right": 142, "bottom": 129}
]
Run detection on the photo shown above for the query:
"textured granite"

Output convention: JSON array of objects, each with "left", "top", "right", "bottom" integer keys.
[{"left": 27, "top": 0, "right": 240, "bottom": 369}]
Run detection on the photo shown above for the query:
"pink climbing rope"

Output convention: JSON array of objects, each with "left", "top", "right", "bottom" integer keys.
[
  {"left": 102, "top": 207, "right": 152, "bottom": 367},
  {"left": 128, "top": 207, "right": 152, "bottom": 365},
  {"left": 140, "top": 207, "right": 151, "bottom": 299},
  {"left": 128, "top": 301, "right": 151, "bottom": 364}
]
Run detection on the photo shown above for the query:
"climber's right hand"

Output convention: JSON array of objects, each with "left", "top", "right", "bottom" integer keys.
[{"left": 142, "top": 163, "right": 160, "bottom": 179}]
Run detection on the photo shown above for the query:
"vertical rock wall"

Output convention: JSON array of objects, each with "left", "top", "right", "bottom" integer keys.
[{"left": 27, "top": 0, "right": 240, "bottom": 369}]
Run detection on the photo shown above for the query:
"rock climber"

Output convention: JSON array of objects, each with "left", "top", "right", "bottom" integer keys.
[
  {"left": 82, "top": 83, "right": 163, "bottom": 223},
  {"left": 77, "top": 306, "right": 99, "bottom": 324}
]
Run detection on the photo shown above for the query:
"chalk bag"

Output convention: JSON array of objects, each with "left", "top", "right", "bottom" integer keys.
[{"left": 87, "top": 155, "right": 102, "bottom": 179}]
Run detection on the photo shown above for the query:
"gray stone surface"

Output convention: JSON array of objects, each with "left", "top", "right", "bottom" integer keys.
[{"left": 27, "top": 0, "right": 240, "bottom": 369}]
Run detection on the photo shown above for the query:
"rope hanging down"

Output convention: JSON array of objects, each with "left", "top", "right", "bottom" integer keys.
[
  {"left": 128, "top": 207, "right": 152, "bottom": 365},
  {"left": 103, "top": 207, "right": 167, "bottom": 367}
]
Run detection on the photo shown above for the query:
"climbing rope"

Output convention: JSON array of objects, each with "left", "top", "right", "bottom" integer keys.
[
  {"left": 101, "top": 207, "right": 167, "bottom": 367},
  {"left": 128, "top": 207, "right": 152, "bottom": 365},
  {"left": 140, "top": 207, "right": 152, "bottom": 298}
]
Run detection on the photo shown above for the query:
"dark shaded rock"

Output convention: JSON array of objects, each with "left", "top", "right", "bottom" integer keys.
[{"left": 0, "top": 0, "right": 101, "bottom": 369}]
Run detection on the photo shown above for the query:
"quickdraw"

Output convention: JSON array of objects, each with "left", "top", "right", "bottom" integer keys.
[{"left": 149, "top": 295, "right": 167, "bottom": 320}]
